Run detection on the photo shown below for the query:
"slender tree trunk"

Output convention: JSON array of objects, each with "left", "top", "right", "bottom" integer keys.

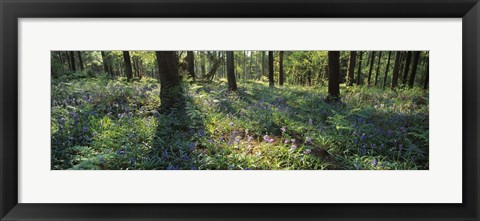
[
  {"left": 156, "top": 51, "right": 183, "bottom": 112},
  {"left": 101, "top": 51, "right": 109, "bottom": 74},
  {"left": 347, "top": 51, "right": 357, "bottom": 86},
  {"left": 57, "top": 51, "right": 65, "bottom": 72},
  {"left": 201, "top": 52, "right": 206, "bottom": 77},
  {"left": 69, "top": 51, "right": 76, "bottom": 72},
  {"left": 77, "top": 51, "right": 85, "bottom": 71},
  {"left": 226, "top": 51, "right": 237, "bottom": 91},
  {"left": 367, "top": 51, "right": 376, "bottom": 85},
  {"left": 327, "top": 51, "right": 340, "bottom": 101},
  {"left": 423, "top": 58, "right": 429, "bottom": 90},
  {"left": 356, "top": 51, "right": 363, "bottom": 85},
  {"left": 383, "top": 51, "right": 392, "bottom": 89},
  {"left": 279, "top": 51, "right": 284, "bottom": 86},
  {"left": 402, "top": 51, "right": 412, "bottom": 86},
  {"left": 409, "top": 51, "right": 421, "bottom": 88},
  {"left": 374, "top": 51, "right": 382, "bottom": 86},
  {"left": 123, "top": 51, "right": 133, "bottom": 80},
  {"left": 187, "top": 51, "right": 195, "bottom": 82},
  {"left": 65, "top": 52, "right": 72, "bottom": 71},
  {"left": 268, "top": 51, "right": 274, "bottom": 87},
  {"left": 391, "top": 51, "right": 402, "bottom": 89}
]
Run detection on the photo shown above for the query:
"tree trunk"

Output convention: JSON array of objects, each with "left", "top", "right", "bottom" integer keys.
[
  {"left": 77, "top": 51, "right": 85, "bottom": 71},
  {"left": 69, "top": 51, "right": 76, "bottom": 72},
  {"left": 65, "top": 52, "right": 72, "bottom": 72},
  {"left": 187, "top": 51, "right": 195, "bottom": 82},
  {"left": 156, "top": 51, "right": 183, "bottom": 112},
  {"left": 367, "top": 51, "right": 375, "bottom": 85},
  {"left": 279, "top": 51, "right": 284, "bottom": 86},
  {"left": 347, "top": 51, "right": 357, "bottom": 86},
  {"left": 356, "top": 51, "right": 363, "bottom": 85},
  {"left": 268, "top": 51, "right": 274, "bottom": 87},
  {"left": 391, "top": 51, "right": 402, "bottom": 89},
  {"left": 327, "top": 51, "right": 340, "bottom": 101},
  {"left": 408, "top": 51, "right": 421, "bottom": 88},
  {"left": 374, "top": 51, "right": 382, "bottom": 86},
  {"left": 101, "top": 51, "right": 110, "bottom": 75},
  {"left": 57, "top": 51, "right": 65, "bottom": 72},
  {"left": 383, "top": 51, "right": 392, "bottom": 89},
  {"left": 123, "top": 51, "right": 133, "bottom": 80},
  {"left": 423, "top": 58, "right": 429, "bottom": 90},
  {"left": 402, "top": 51, "right": 412, "bottom": 86},
  {"left": 226, "top": 51, "right": 238, "bottom": 91}
]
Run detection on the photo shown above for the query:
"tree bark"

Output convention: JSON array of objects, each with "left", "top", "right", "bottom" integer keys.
[
  {"left": 327, "top": 51, "right": 340, "bottom": 101},
  {"left": 77, "top": 51, "right": 85, "bottom": 71},
  {"left": 156, "top": 51, "right": 183, "bottom": 112},
  {"left": 423, "top": 57, "right": 429, "bottom": 90},
  {"left": 356, "top": 51, "right": 363, "bottom": 85},
  {"left": 268, "top": 51, "right": 274, "bottom": 87},
  {"left": 367, "top": 51, "right": 376, "bottom": 85},
  {"left": 347, "top": 51, "right": 357, "bottom": 86},
  {"left": 391, "top": 51, "right": 402, "bottom": 89},
  {"left": 279, "top": 51, "right": 284, "bottom": 86},
  {"left": 383, "top": 51, "right": 392, "bottom": 89},
  {"left": 101, "top": 51, "right": 110, "bottom": 75},
  {"left": 402, "top": 51, "right": 412, "bottom": 86},
  {"left": 408, "top": 51, "right": 421, "bottom": 88},
  {"left": 187, "top": 51, "right": 195, "bottom": 82},
  {"left": 69, "top": 51, "right": 76, "bottom": 72},
  {"left": 226, "top": 51, "right": 238, "bottom": 91},
  {"left": 123, "top": 51, "right": 133, "bottom": 80},
  {"left": 374, "top": 51, "right": 382, "bottom": 86}
]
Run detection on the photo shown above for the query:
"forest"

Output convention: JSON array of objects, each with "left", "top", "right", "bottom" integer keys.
[{"left": 51, "top": 50, "right": 429, "bottom": 170}]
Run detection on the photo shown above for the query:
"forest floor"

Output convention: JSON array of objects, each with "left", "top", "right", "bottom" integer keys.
[{"left": 51, "top": 74, "right": 429, "bottom": 170}]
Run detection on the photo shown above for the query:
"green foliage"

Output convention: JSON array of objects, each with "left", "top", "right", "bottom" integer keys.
[{"left": 52, "top": 75, "right": 428, "bottom": 170}]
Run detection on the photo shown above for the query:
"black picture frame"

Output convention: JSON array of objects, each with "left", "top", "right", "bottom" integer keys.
[{"left": 1, "top": 0, "right": 479, "bottom": 220}]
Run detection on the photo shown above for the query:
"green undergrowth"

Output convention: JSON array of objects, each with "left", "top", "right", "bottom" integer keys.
[{"left": 51, "top": 75, "right": 428, "bottom": 170}]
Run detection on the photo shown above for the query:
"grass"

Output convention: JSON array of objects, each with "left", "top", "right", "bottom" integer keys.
[{"left": 51, "top": 74, "right": 429, "bottom": 170}]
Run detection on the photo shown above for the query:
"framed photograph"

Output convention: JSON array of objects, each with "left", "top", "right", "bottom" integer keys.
[{"left": 1, "top": 0, "right": 478, "bottom": 220}]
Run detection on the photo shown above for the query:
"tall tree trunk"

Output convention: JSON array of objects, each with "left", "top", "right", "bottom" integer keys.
[
  {"left": 77, "top": 51, "right": 85, "bottom": 71},
  {"left": 101, "top": 51, "right": 110, "bottom": 75},
  {"left": 156, "top": 51, "right": 183, "bottom": 112},
  {"left": 391, "top": 51, "right": 402, "bottom": 89},
  {"left": 402, "top": 51, "right": 412, "bottom": 86},
  {"left": 327, "top": 51, "right": 340, "bottom": 101},
  {"left": 347, "top": 51, "right": 357, "bottom": 86},
  {"left": 69, "top": 51, "right": 76, "bottom": 72},
  {"left": 201, "top": 52, "right": 206, "bottom": 77},
  {"left": 65, "top": 51, "right": 72, "bottom": 71},
  {"left": 123, "top": 51, "right": 133, "bottom": 80},
  {"left": 408, "top": 51, "right": 421, "bottom": 88},
  {"left": 374, "top": 51, "right": 382, "bottom": 86},
  {"left": 356, "top": 51, "right": 363, "bottom": 85},
  {"left": 279, "top": 51, "right": 284, "bottom": 86},
  {"left": 367, "top": 51, "right": 376, "bottom": 85},
  {"left": 268, "top": 51, "right": 274, "bottom": 87},
  {"left": 423, "top": 58, "right": 429, "bottom": 90},
  {"left": 383, "top": 51, "right": 392, "bottom": 89},
  {"left": 187, "top": 51, "right": 195, "bottom": 82},
  {"left": 57, "top": 51, "right": 65, "bottom": 72},
  {"left": 226, "top": 51, "right": 238, "bottom": 91}
]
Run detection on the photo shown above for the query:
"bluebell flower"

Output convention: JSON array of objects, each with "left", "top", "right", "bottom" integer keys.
[
  {"left": 161, "top": 149, "right": 169, "bottom": 158},
  {"left": 371, "top": 159, "right": 378, "bottom": 166}
]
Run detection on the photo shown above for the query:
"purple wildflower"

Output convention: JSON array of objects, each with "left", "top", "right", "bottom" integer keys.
[
  {"left": 372, "top": 159, "right": 378, "bottom": 166},
  {"left": 247, "top": 136, "right": 253, "bottom": 142},
  {"left": 280, "top": 127, "right": 286, "bottom": 133},
  {"left": 284, "top": 139, "right": 289, "bottom": 144},
  {"left": 229, "top": 122, "right": 234, "bottom": 127}
]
